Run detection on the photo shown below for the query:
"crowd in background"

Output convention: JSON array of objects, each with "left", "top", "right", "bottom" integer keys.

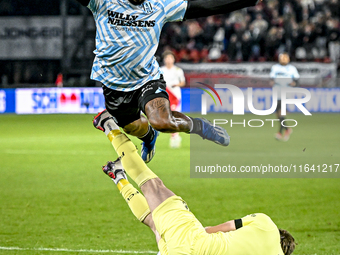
[
  {"left": 0, "top": 0, "right": 79, "bottom": 15},
  {"left": 0, "top": 0, "right": 339, "bottom": 85},
  {"left": 157, "top": 0, "right": 340, "bottom": 63},
  {"left": 1, "top": 0, "right": 339, "bottom": 64}
]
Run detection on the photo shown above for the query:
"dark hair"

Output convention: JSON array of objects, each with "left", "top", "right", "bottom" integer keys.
[
  {"left": 162, "top": 50, "right": 176, "bottom": 60},
  {"left": 279, "top": 229, "right": 296, "bottom": 255}
]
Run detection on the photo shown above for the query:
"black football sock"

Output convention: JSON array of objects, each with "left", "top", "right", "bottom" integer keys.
[
  {"left": 138, "top": 125, "right": 155, "bottom": 144},
  {"left": 279, "top": 117, "right": 287, "bottom": 133}
]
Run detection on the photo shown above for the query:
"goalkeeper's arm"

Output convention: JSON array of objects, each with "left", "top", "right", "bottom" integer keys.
[
  {"left": 205, "top": 220, "right": 238, "bottom": 234},
  {"left": 184, "top": 0, "right": 260, "bottom": 19}
]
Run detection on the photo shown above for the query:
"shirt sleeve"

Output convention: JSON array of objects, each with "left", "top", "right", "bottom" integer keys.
[
  {"left": 164, "top": 0, "right": 188, "bottom": 23},
  {"left": 87, "top": 0, "right": 100, "bottom": 14},
  {"left": 235, "top": 214, "right": 262, "bottom": 229},
  {"left": 292, "top": 66, "right": 300, "bottom": 80},
  {"left": 270, "top": 65, "right": 276, "bottom": 79},
  {"left": 241, "top": 214, "right": 257, "bottom": 226},
  {"left": 177, "top": 67, "right": 186, "bottom": 83}
]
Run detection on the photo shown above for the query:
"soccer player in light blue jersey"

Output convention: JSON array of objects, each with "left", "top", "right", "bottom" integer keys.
[
  {"left": 270, "top": 53, "right": 300, "bottom": 141},
  {"left": 76, "top": 0, "right": 260, "bottom": 162}
]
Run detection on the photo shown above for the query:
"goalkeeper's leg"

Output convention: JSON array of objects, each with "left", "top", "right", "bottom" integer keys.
[
  {"left": 94, "top": 112, "right": 176, "bottom": 212},
  {"left": 102, "top": 160, "right": 161, "bottom": 242}
]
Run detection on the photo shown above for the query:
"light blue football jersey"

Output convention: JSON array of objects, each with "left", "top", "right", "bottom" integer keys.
[
  {"left": 87, "top": 0, "right": 188, "bottom": 91},
  {"left": 270, "top": 63, "right": 300, "bottom": 100}
]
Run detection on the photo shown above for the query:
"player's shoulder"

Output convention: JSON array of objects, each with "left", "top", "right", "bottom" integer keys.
[
  {"left": 271, "top": 63, "right": 281, "bottom": 69},
  {"left": 288, "top": 64, "right": 298, "bottom": 70},
  {"left": 243, "top": 213, "right": 277, "bottom": 229},
  {"left": 285, "top": 64, "right": 298, "bottom": 72},
  {"left": 271, "top": 64, "right": 281, "bottom": 71},
  {"left": 174, "top": 65, "right": 184, "bottom": 71}
]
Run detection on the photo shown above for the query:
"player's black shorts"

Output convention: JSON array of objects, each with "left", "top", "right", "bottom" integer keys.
[
  {"left": 102, "top": 76, "right": 169, "bottom": 127},
  {"left": 276, "top": 100, "right": 281, "bottom": 112}
]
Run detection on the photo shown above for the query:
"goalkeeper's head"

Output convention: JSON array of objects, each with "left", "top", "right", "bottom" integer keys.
[{"left": 279, "top": 229, "right": 296, "bottom": 255}]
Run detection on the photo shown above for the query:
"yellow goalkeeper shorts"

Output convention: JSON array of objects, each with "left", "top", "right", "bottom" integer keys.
[{"left": 152, "top": 196, "right": 207, "bottom": 255}]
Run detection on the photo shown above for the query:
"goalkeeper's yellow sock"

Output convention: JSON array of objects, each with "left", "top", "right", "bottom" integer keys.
[
  {"left": 107, "top": 130, "right": 158, "bottom": 187},
  {"left": 117, "top": 179, "right": 150, "bottom": 222}
]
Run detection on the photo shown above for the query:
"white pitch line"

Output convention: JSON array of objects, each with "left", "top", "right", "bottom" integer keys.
[{"left": 0, "top": 246, "right": 158, "bottom": 254}]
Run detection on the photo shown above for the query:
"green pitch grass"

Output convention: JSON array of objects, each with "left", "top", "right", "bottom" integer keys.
[{"left": 0, "top": 113, "right": 339, "bottom": 255}]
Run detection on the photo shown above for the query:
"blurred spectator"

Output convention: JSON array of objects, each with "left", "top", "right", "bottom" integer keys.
[
  {"left": 327, "top": 19, "right": 340, "bottom": 63},
  {"left": 265, "top": 27, "right": 281, "bottom": 60},
  {"left": 251, "top": 13, "right": 269, "bottom": 35},
  {"left": 1, "top": 0, "right": 339, "bottom": 66},
  {"left": 241, "top": 32, "right": 253, "bottom": 61},
  {"left": 0, "top": 0, "right": 82, "bottom": 16},
  {"left": 227, "top": 34, "right": 239, "bottom": 61},
  {"left": 158, "top": 0, "right": 340, "bottom": 64}
]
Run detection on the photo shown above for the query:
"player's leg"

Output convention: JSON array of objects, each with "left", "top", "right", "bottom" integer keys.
[
  {"left": 277, "top": 110, "right": 287, "bottom": 134},
  {"left": 101, "top": 85, "right": 159, "bottom": 163},
  {"left": 122, "top": 115, "right": 160, "bottom": 162},
  {"left": 140, "top": 178, "right": 175, "bottom": 212},
  {"left": 145, "top": 97, "right": 190, "bottom": 133},
  {"left": 170, "top": 132, "right": 181, "bottom": 148},
  {"left": 99, "top": 118, "right": 178, "bottom": 233},
  {"left": 97, "top": 117, "right": 205, "bottom": 255},
  {"left": 167, "top": 90, "right": 182, "bottom": 148},
  {"left": 145, "top": 97, "right": 230, "bottom": 147},
  {"left": 138, "top": 77, "right": 229, "bottom": 146},
  {"left": 95, "top": 114, "right": 175, "bottom": 204},
  {"left": 275, "top": 100, "right": 283, "bottom": 140},
  {"left": 101, "top": 159, "right": 162, "bottom": 241},
  {"left": 275, "top": 100, "right": 292, "bottom": 141},
  {"left": 122, "top": 115, "right": 149, "bottom": 137}
]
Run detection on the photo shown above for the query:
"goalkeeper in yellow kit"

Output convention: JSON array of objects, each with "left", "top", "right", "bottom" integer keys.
[{"left": 93, "top": 110, "right": 296, "bottom": 255}]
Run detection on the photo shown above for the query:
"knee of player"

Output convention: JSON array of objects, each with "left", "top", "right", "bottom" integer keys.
[
  {"left": 147, "top": 178, "right": 167, "bottom": 190},
  {"left": 123, "top": 124, "right": 144, "bottom": 135},
  {"left": 123, "top": 127, "right": 133, "bottom": 134},
  {"left": 149, "top": 118, "right": 177, "bottom": 132}
]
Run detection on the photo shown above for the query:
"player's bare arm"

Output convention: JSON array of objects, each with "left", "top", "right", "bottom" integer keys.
[{"left": 205, "top": 220, "right": 237, "bottom": 234}]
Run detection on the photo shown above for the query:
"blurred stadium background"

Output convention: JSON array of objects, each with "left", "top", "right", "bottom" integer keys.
[
  {"left": 0, "top": 0, "right": 339, "bottom": 87},
  {"left": 0, "top": 0, "right": 339, "bottom": 254}
]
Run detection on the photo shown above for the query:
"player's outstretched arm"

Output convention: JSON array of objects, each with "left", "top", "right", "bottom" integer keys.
[
  {"left": 205, "top": 220, "right": 237, "bottom": 234},
  {"left": 184, "top": 0, "right": 260, "bottom": 19}
]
